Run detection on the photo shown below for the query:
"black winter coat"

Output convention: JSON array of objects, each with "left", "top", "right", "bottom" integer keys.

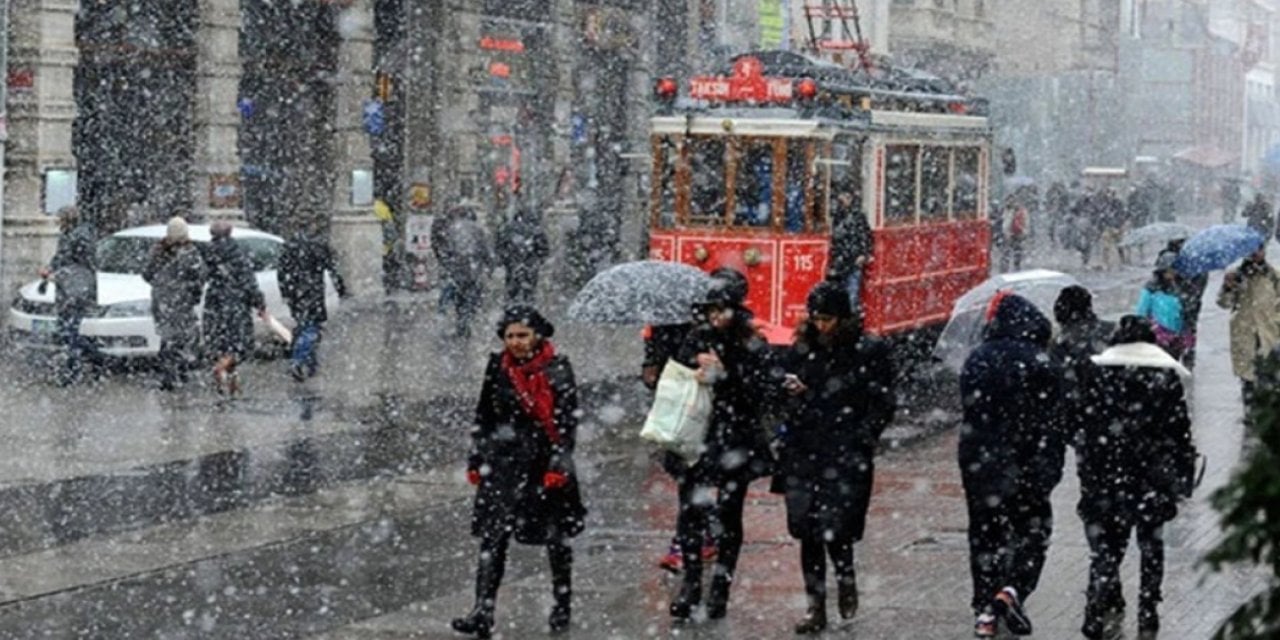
[
  {"left": 279, "top": 235, "right": 347, "bottom": 326},
  {"left": 495, "top": 212, "right": 549, "bottom": 281},
  {"left": 1049, "top": 316, "right": 1114, "bottom": 441},
  {"left": 1076, "top": 342, "right": 1195, "bottom": 527},
  {"left": 827, "top": 207, "right": 872, "bottom": 283},
  {"left": 50, "top": 222, "right": 98, "bottom": 316},
  {"left": 776, "top": 323, "right": 894, "bottom": 542},
  {"left": 143, "top": 241, "right": 207, "bottom": 343},
  {"left": 202, "top": 237, "right": 265, "bottom": 359},
  {"left": 468, "top": 351, "right": 585, "bottom": 544},
  {"left": 959, "top": 295, "right": 1064, "bottom": 501},
  {"left": 674, "top": 312, "right": 775, "bottom": 485}
]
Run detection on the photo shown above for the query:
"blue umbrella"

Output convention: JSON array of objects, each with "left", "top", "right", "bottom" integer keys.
[{"left": 1172, "top": 224, "right": 1266, "bottom": 276}]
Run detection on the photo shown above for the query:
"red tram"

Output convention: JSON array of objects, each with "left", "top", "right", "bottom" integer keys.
[{"left": 647, "top": 51, "right": 992, "bottom": 343}]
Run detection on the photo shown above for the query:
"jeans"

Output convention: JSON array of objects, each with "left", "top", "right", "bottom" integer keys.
[
  {"left": 57, "top": 312, "right": 97, "bottom": 384},
  {"left": 291, "top": 322, "right": 322, "bottom": 375},
  {"left": 844, "top": 271, "right": 863, "bottom": 310}
]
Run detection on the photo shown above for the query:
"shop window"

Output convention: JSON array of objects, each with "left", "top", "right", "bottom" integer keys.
[{"left": 884, "top": 145, "right": 919, "bottom": 225}]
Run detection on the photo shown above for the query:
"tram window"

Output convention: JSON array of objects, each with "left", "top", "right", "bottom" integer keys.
[
  {"left": 920, "top": 146, "right": 951, "bottom": 222},
  {"left": 652, "top": 135, "right": 678, "bottom": 228},
  {"left": 733, "top": 140, "right": 775, "bottom": 226},
  {"left": 784, "top": 139, "right": 810, "bottom": 232},
  {"left": 884, "top": 145, "right": 919, "bottom": 225},
  {"left": 688, "top": 137, "right": 728, "bottom": 222},
  {"left": 954, "top": 147, "right": 981, "bottom": 219}
]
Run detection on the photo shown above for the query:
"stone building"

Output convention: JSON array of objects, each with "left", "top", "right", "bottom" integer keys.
[{"left": 887, "top": 0, "right": 996, "bottom": 85}]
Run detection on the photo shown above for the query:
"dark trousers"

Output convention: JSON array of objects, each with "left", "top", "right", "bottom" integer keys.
[
  {"left": 56, "top": 312, "right": 98, "bottom": 384},
  {"left": 157, "top": 332, "right": 199, "bottom": 388},
  {"left": 675, "top": 473, "right": 749, "bottom": 586},
  {"left": 1085, "top": 519, "right": 1163, "bottom": 615},
  {"left": 962, "top": 477, "right": 1054, "bottom": 613},
  {"left": 291, "top": 322, "right": 323, "bottom": 374},
  {"left": 471, "top": 530, "right": 572, "bottom": 611},
  {"left": 504, "top": 271, "right": 539, "bottom": 306},
  {"left": 799, "top": 536, "right": 855, "bottom": 599}
]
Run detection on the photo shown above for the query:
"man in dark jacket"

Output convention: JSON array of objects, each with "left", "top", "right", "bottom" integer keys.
[
  {"left": 279, "top": 223, "right": 349, "bottom": 380},
  {"left": 433, "top": 205, "right": 492, "bottom": 338},
  {"left": 495, "top": 207, "right": 550, "bottom": 305},
  {"left": 959, "top": 293, "right": 1064, "bottom": 638},
  {"left": 41, "top": 206, "right": 100, "bottom": 385},
  {"left": 1050, "top": 285, "right": 1114, "bottom": 438},
  {"left": 826, "top": 182, "right": 873, "bottom": 309},
  {"left": 203, "top": 221, "right": 266, "bottom": 395},
  {"left": 143, "top": 217, "right": 208, "bottom": 390}
]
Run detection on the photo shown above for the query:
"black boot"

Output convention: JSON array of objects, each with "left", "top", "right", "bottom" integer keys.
[
  {"left": 669, "top": 578, "right": 701, "bottom": 619},
  {"left": 836, "top": 575, "right": 858, "bottom": 620},
  {"left": 451, "top": 606, "right": 493, "bottom": 639},
  {"left": 706, "top": 574, "right": 731, "bottom": 619},
  {"left": 1138, "top": 600, "right": 1159, "bottom": 638},
  {"left": 794, "top": 596, "right": 827, "bottom": 634},
  {"left": 549, "top": 543, "right": 572, "bottom": 632},
  {"left": 549, "top": 599, "right": 571, "bottom": 633},
  {"left": 1081, "top": 601, "right": 1105, "bottom": 640}
]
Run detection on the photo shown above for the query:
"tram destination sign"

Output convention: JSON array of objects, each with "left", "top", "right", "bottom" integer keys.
[{"left": 689, "top": 56, "right": 793, "bottom": 104}]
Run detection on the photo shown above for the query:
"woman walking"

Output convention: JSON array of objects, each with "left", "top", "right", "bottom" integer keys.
[
  {"left": 1136, "top": 253, "right": 1191, "bottom": 360},
  {"left": 1078, "top": 316, "right": 1196, "bottom": 639},
  {"left": 668, "top": 278, "right": 775, "bottom": 621},
  {"left": 775, "top": 282, "right": 894, "bottom": 633},
  {"left": 453, "top": 306, "right": 585, "bottom": 638},
  {"left": 142, "top": 217, "right": 208, "bottom": 391},
  {"left": 202, "top": 221, "right": 265, "bottom": 396}
]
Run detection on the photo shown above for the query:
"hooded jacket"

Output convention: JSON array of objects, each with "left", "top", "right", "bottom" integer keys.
[{"left": 959, "top": 294, "right": 1064, "bottom": 496}]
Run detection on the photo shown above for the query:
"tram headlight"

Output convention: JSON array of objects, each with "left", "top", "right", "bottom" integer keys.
[
  {"left": 694, "top": 246, "right": 709, "bottom": 263},
  {"left": 744, "top": 247, "right": 762, "bottom": 267},
  {"left": 654, "top": 77, "right": 678, "bottom": 102}
]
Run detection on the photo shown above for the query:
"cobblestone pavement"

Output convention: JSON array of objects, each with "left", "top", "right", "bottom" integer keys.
[{"left": 316, "top": 271, "right": 1267, "bottom": 639}]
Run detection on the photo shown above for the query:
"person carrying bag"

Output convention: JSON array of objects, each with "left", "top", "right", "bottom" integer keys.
[{"left": 641, "top": 359, "right": 713, "bottom": 462}]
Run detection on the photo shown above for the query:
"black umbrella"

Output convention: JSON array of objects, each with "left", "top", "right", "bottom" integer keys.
[{"left": 568, "top": 261, "right": 714, "bottom": 325}]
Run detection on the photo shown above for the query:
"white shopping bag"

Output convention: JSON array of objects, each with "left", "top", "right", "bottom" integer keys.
[
  {"left": 262, "top": 312, "right": 293, "bottom": 344},
  {"left": 640, "top": 360, "right": 713, "bottom": 463}
]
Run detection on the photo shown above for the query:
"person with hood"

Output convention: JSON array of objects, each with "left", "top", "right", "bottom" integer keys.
[
  {"left": 1077, "top": 316, "right": 1196, "bottom": 639},
  {"left": 40, "top": 206, "right": 101, "bottom": 385},
  {"left": 1049, "top": 285, "right": 1114, "bottom": 441},
  {"left": 495, "top": 206, "right": 550, "bottom": 305},
  {"left": 1135, "top": 253, "right": 1190, "bottom": 360},
  {"left": 1217, "top": 247, "right": 1280, "bottom": 417},
  {"left": 1158, "top": 239, "right": 1208, "bottom": 368},
  {"left": 668, "top": 271, "right": 774, "bottom": 622},
  {"left": 143, "top": 216, "right": 208, "bottom": 391},
  {"left": 279, "top": 221, "right": 349, "bottom": 381},
  {"left": 775, "top": 282, "right": 894, "bottom": 633},
  {"left": 434, "top": 205, "right": 492, "bottom": 338},
  {"left": 202, "top": 221, "right": 266, "bottom": 396},
  {"left": 454, "top": 306, "right": 584, "bottom": 638},
  {"left": 959, "top": 293, "right": 1064, "bottom": 638}
]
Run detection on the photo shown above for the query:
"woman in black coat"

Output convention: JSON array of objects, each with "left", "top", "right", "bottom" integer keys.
[
  {"left": 453, "top": 306, "right": 585, "bottom": 639},
  {"left": 776, "top": 282, "right": 893, "bottom": 634},
  {"left": 202, "top": 222, "right": 265, "bottom": 395},
  {"left": 1077, "top": 316, "right": 1195, "bottom": 639},
  {"left": 668, "top": 279, "right": 774, "bottom": 621}
]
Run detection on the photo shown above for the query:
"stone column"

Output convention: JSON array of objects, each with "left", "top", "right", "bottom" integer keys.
[
  {"left": 330, "top": 0, "right": 380, "bottom": 295},
  {"left": 194, "top": 0, "right": 241, "bottom": 222}
]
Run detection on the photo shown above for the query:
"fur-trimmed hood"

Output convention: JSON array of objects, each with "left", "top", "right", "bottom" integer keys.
[{"left": 1091, "top": 342, "right": 1191, "bottom": 378}]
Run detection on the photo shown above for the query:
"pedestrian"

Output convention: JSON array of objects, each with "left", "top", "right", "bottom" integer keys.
[
  {"left": 668, "top": 274, "right": 775, "bottom": 621},
  {"left": 495, "top": 206, "right": 550, "bottom": 305},
  {"left": 279, "top": 221, "right": 349, "bottom": 381},
  {"left": 1000, "top": 193, "right": 1029, "bottom": 272},
  {"left": 826, "top": 180, "right": 872, "bottom": 308},
  {"left": 40, "top": 206, "right": 101, "bottom": 386},
  {"left": 775, "top": 282, "right": 894, "bottom": 633},
  {"left": 202, "top": 220, "right": 266, "bottom": 396},
  {"left": 1069, "top": 190, "right": 1100, "bottom": 268},
  {"left": 1136, "top": 253, "right": 1191, "bottom": 360},
  {"left": 434, "top": 205, "right": 492, "bottom": 338},
  {"left": 1045, "top": 182, "right": 1070, "bottom": 247},
  {"left": 453, "top": 306, "right": 585, "bottom": 638},
  {"left": 959, "top": 292, "right": 1064, "bottom": 637},
  {"left": 1216, "top": 247, "right": 1280, "bottom": 419},
  {"left": 1049, "top": 285, "right": 1114, "bottom": 441},
  {"left": 142, "top": 216, "right": 208, "bottom": 391},
  {"left": 1243, "top": 192, "right": 1274, "bottom": 240},
  {"left": 1099, "top": 188, "right": 1126, "bottom": 270},
  {"left": 1077, "top": 316, "right": 1196, "bottom": 639},
  {"left": 1159, "top": 239, "right": 1208, "bottom": 368}
]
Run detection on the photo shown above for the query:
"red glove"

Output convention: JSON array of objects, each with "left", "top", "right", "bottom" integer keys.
[
  {"left": 543, "top": 471, "right": 569, "bottom": 489},
  {"left": 467, "top": 469, "right": 481, "bottom": 486}
]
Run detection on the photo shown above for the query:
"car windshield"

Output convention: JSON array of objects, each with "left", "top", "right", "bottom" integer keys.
[{"left": 95, "top": 236, "right": 279, "bottom": 274}]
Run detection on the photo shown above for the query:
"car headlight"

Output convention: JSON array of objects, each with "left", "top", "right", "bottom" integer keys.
[{"left": 99, "top": 300, "right": 151, "bottom": 318}]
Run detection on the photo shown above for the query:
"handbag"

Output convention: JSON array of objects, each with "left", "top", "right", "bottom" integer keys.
[{"left": 640, "top": 360, "right": 713, "bottom": 463}]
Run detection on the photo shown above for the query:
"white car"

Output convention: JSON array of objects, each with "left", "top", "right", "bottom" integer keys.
[{"left": 8, "top": 224, "right": 338, "bottom": 358}]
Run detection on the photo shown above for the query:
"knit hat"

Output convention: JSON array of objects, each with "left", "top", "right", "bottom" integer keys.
[
  {"left": 1053, "top": 285, "right": 1095, "bottom": 324},
  {"left": 806, "top": 281, "right": 853, "bottom": 318},
  {"left": 166, "top": 216, "right": 190, "bottom": 243},
  {"left": 496, "top": 305, "right": 555, "bottom": 339},
  {"left": 704, "top": 267, "right": 748, "bottom": 307}
]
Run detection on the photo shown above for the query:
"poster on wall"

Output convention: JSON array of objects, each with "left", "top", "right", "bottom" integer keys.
[{"left": 405, "top": 214, "right": 434, "bottom": 257}]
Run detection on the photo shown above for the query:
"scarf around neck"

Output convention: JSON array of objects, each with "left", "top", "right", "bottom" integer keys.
[{"left": 501, "top": 340, "right": 559, "bottom": 445}]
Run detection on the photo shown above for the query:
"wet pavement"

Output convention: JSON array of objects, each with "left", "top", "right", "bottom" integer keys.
[{"left": 0, "top": 223, "right": 1265, "bottom": 638}]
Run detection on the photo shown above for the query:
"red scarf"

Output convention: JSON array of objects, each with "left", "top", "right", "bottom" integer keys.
[{"left": 501, "top": 340, "right": 559, "bottom": 445}]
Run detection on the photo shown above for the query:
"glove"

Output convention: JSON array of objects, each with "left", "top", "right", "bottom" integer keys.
[
  {"left": 543, "top": 471, "right": 569, "bottom": 489},
  {"left": 466, "top": 469, "right": 481, "bottom": 486}
]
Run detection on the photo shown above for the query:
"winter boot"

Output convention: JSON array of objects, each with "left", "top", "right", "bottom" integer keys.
[
  {"left": 1138, "top": 600, "right": 1159, "bottom": 638},
  {"left": 549, "top": 548, "right": 572, "bottom": 633},
  {"left": 1081, "top": 601, "right": 1105, "bottom": 640},
  {"left": 669, "top": 577, "right": 701, "bottom": 619},
  {"left": 836, "top": 575, "right": 858, "bottom": 620},
  {"left": 706, "top": 573, "right": 732, "bottom": 619},
  {"left": 793, "top": 596, "right": 827, "bottom": 634},
  {"left": 450, "top": 606, "right": 493, "bottom": 639},
  {"left": 993, "top": 586, "right": 1032, "bottom": 636}
]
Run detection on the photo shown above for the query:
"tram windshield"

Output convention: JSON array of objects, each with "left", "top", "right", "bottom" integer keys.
[{"left": 651, "top": 134, "right": 832, "bottom": 233}]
